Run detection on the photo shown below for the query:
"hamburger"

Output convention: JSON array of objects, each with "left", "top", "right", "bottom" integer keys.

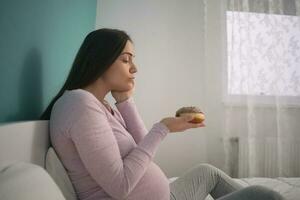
[{"left": 175, "top": 106, "right": 205, "bottom": 124}]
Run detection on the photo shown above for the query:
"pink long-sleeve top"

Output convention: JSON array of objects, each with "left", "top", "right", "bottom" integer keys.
[{"left": 49, "top": 89, "right": 171, "bottom": 200}]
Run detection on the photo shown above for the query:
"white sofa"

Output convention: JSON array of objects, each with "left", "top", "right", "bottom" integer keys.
[
  {"left": 0, "top": 121, "right": 299, "bottom": 200},
  {"left": 0, "top": 121, "right": 60, "bottom": 200},
  {"left": 0, "top": 120, "right": 178, "bottom": 200}
]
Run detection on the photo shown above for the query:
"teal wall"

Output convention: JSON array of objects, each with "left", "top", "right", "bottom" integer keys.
[{"left": 0, "top": 0, "right": 97, "bottom": 123}]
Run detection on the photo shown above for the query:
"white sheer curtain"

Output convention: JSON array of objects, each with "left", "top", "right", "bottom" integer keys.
[{"left": 220, "top": 0, "right": 300, "bottom": 178}]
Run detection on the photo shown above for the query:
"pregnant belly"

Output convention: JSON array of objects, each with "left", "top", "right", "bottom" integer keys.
[{"left": 126, "top": 162, "right": 170, "bottom": 200}]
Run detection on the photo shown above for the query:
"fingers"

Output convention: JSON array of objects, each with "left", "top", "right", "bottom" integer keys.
[{"left": 190, "top": 122, "right": 205, "bottom": 128}]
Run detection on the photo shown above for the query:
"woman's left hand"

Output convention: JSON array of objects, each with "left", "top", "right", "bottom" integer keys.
[{"left": 111, "top": 87, "right": 134, "bottom": 103}]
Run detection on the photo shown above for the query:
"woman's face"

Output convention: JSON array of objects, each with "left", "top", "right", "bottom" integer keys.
[{"left": 102, "top": 40, "right": 137, "bottom": 92}]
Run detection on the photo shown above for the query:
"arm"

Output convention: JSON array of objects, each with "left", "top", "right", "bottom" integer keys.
[
  {"left": 114, "top": 97, "right": 148, "bottom": 144},
  {"left": 69, "top": 99, "right": 169, "bottom": 200}
]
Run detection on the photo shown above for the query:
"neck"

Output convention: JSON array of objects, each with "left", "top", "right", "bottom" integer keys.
[{"left": 82, "top": 79, "right": 111, "bottom": 103}]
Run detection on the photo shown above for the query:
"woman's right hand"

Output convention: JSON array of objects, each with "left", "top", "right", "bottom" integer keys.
[{"left": 160, "top": 115, "right": 205, "bottom": 133}]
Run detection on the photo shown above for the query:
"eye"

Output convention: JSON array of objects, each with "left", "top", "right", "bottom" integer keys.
[{"left": 122, "top": 59, "right": 129, "bottom": 63}]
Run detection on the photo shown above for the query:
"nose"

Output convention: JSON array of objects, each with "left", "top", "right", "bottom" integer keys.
[{"left": 130, "top": 63, "right": 137, "bottom": 74}]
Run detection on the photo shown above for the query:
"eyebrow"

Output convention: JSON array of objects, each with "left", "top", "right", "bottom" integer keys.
[{"left": 121, "top": 52, "right": 135, "bottom": 57}]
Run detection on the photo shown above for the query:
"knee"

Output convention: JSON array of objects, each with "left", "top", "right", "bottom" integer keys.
[
  {"left": 189, "top": 163, "right": 221, "bottom": 177},
  {"left": 244, "top": 185, "right": 284, "bottom": 200},
  {"left": 193, "top": 163, "right": 218, "bottom": 172}
]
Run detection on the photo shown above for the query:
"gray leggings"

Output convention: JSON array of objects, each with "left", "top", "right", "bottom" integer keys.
[{"left": 169, "top": 164, "right": 284, "bottom": 200}]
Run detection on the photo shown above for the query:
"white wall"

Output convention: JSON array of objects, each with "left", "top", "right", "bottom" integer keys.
[
  {"left": 95, "top": 0, "right": 300, "bottom": 179},
  {"left": 95, "top": 0, "right": 225, "bottom": 178}
]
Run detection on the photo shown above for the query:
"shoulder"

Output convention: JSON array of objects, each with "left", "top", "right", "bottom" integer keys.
[
  {"left": 50, "top": 89, "right": 106, "bottom": 129},
  {"left": 57, "top": 89, "right": 103, "bottom": 111}
]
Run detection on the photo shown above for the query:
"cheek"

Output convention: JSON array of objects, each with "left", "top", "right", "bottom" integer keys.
[
  {"left": 104, "top": 64, "right": 133, "bottom": 89},
  {"left": 110, "top": 72, "right": 132, "bottom": 89}
]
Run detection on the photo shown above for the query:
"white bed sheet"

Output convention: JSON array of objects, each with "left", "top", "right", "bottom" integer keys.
[{"left": 169, "top": 177, "right": 300, "bottom": 200}]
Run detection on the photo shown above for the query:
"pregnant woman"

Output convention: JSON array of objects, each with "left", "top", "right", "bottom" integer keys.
[{"left": 40, "top": 28, "right": 283, "bottom": 200}]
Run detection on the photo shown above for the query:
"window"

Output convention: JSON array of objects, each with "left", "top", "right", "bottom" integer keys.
[{"left": 224, "top": 11, "right": 300, "bottom": 106}]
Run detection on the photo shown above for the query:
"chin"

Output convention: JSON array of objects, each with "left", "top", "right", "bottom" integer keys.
[
  {"left": 113, "top": 81, "right": 134, "bottom": 92},
  {"left": 115, "top": 85, "right": 132, "bottom": 92},
  {"left": 126, "top": 81, "right": 134, "bottom": 90}
]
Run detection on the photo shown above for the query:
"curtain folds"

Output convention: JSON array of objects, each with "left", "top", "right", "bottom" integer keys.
[{"left": 219, "top": 0, "right": 300, "bottom": 178}]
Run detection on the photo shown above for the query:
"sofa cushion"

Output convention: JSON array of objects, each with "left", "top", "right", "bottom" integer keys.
[
  {"left": 45, "top": 147, "right": 77, "bottom": 200},
  {"left": 0, "top": 162, "right": 65, "bottom": 200}
]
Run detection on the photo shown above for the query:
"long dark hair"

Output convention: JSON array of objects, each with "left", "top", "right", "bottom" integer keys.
[{"left": 40, "top": 28, "right": 132, "bottom": 120}]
